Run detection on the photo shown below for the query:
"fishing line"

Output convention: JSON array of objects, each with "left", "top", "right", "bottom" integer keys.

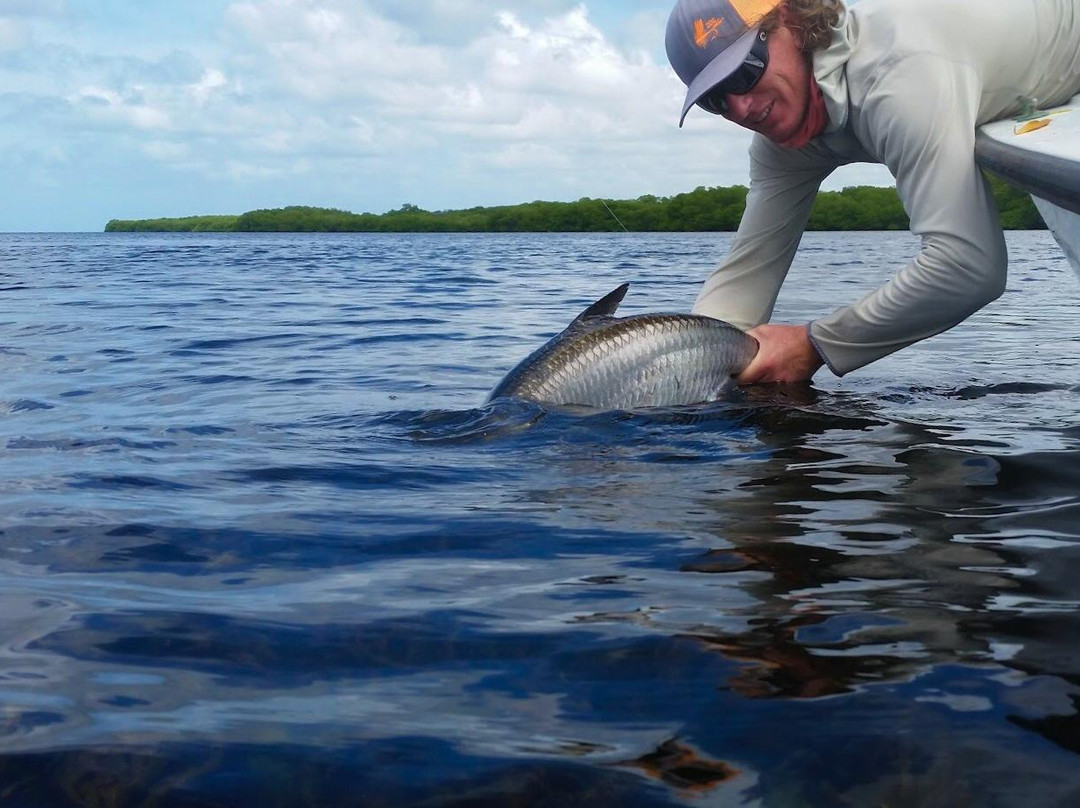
[{"left": 601, "top": 199, "right": 631, "bottom": 233}]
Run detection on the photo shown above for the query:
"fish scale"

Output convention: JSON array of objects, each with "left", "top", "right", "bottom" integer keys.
[{"left": 488, "top": 286, "right": 759, "bottom": 410}]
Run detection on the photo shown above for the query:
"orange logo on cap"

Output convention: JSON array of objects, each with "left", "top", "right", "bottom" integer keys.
[{"left": 693, "top": 17, "right": 725, "bottom": 48}]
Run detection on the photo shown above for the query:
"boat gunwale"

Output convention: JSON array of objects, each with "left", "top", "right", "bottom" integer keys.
[{"left": 975, "top": 130, "right": 1080, "bottom": 217}]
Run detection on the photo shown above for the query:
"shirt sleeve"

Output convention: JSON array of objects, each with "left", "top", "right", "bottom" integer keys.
[
  {"left": 691, "top": 135, "right": 835, "bottom": 329},
  {"left": 808, "top": 56, "right": 1009, "bottom": 376}
]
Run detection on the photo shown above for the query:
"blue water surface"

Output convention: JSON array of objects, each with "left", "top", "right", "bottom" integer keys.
[{"left": 1, "top": 231, "right": 1079, "bottom": 807}]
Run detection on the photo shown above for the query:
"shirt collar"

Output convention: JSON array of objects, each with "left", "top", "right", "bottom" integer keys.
[{"left": 811, "top": 0, "right": 854, "bottom": 133}]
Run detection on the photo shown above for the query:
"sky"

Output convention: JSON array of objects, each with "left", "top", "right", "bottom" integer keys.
[{"left": 0, "top": 0, "right": 892, "bottom": 232}]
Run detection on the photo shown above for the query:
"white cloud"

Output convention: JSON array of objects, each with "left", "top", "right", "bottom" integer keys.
[
  {"left": 141, "top": 140, "right": 190, "bottom": 161},
  {"left": 129, "top": 0, "right": 679, "bottom": 194},
  {"left": 190, "top": 68, "right": 227, "bottom": 104},
  {"left": 495, "top": 10, "right": 530, "bottom": 40},
  {"left": 0, "top": 18, "right": 25, "bottom": 51},
  {"left": 480, "top": 8, "right": 638, "bottom": 95},
  {"left": 459, "top": 7, "right": 679, "bottom": 137},
  {"left": 0, "top": 0, "right": 894, "bottom": 229},
  {"left": 0, "top": 0, "right": 63, "bottom": 50},
  {"left": 71, "top": 85, "right": 171, "bottom": 130},
  {"left": 0, "top": 0, "right": 64, "bottom": 17},
  {"left": 216, "top": 1, "right": 680, "bottom": 143},
  {"left": 488, "top": 141, "right": 572, "bottom": 171},
  {"left": 238, "top": 1, "right": 751, "bottom": 207},
  {"left": 0, "top": 0, "right": 707, "bottom": 191},
  {"left": 369, "top": 0, "right": 580, "bottom": 46},
  {"left": 225, "top": 0, "right": 447, "bottom": 102}
]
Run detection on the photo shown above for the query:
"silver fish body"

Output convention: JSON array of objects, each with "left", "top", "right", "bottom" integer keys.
[{"left": 488, "top": 284, "right": 758, "bottom": 409}]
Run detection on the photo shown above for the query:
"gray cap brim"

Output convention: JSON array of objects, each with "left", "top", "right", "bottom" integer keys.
[{"left": 678, "top": 27, "right": 759, "bottom": 127}]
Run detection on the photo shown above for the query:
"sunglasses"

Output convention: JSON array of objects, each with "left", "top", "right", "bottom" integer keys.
[{"left": 698, "top": 29, "right": 769, "bottom": 116}]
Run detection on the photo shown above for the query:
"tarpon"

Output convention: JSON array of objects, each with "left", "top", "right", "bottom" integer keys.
[{"left": 488, "top": 284, "right": 758, "bottom": 409}]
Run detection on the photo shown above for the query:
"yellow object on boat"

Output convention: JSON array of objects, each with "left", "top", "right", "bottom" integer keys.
[{"left": 1015, "top": 118, "right": 1051, "bottom": 134}]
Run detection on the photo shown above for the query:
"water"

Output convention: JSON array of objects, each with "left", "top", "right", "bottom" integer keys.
[{"left": 0, "top": 231, "right": 1078, "bottom": 807}]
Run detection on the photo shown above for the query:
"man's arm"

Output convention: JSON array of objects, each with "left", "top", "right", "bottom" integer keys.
[
  {"left": 691, "top": 135, "right": 836, "bottom": 328},
  {"left": 809, "top": 57, "right": 1008, "bottom": 376}
]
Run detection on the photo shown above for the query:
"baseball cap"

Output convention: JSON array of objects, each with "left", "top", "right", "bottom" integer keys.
[{"left": 666, "top": 0, "right": 783, "bottom": 126}]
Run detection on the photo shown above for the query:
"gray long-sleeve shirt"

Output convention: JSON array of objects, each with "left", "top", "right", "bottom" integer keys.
[{"left": 691, "top": 0, "right": 1080, "bottom": 375}]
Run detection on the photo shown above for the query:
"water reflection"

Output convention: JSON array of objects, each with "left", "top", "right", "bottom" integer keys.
[
  {"left": 614, "top": 739, "right": 739, "bottom": 793},
  {"left": 483, "top": 385, "right": 1080, "bottom": 790},
  {"left": 2, "top": 232, "right": 1079, "bottom": 805},
  {"left": 3, "top": 381, "right": 1080, "bottom": 804}
]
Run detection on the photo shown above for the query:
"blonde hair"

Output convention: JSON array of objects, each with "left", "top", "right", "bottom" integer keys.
[{"left": 760, "top": 0, "right": 843, "bottom": 52}]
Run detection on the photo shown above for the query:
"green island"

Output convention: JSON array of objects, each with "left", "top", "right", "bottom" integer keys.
[{"left": 105, "top": 175, "right": 1043, "bottom": 233}]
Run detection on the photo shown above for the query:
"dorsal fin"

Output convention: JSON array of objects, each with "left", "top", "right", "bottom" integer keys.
[{"left": 573, "top": 283, "right": 629, "bottom": 322}]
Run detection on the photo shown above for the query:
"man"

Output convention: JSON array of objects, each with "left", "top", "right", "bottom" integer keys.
[{"left": 666, "top": 0, "right": 1080, "bottom": 383}]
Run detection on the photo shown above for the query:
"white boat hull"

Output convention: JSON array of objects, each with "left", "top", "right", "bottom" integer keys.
[
  {"left": 975, "top": 93, "right": 1080, "bottom": 278},
  {"left": 1033, "top": 197, "right": 1080, "bottom": 278}
]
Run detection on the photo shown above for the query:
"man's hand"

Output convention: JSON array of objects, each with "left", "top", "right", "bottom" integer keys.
[{"left": 736, "top": 323, "right": 824, "bottom": 385}]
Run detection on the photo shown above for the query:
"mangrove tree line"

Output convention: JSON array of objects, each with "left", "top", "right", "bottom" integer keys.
[{"left": 105, "top": 175, "right": 1044, "bottom": 233}]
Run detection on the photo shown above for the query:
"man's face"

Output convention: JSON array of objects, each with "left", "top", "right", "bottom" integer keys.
[{"left": 720, "top": 19, "right": 810, "bottom": 143}]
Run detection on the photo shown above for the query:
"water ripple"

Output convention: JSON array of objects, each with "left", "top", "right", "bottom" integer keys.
[{"left": 0, "top": 231, "right": 1079, "bottom": 806}]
